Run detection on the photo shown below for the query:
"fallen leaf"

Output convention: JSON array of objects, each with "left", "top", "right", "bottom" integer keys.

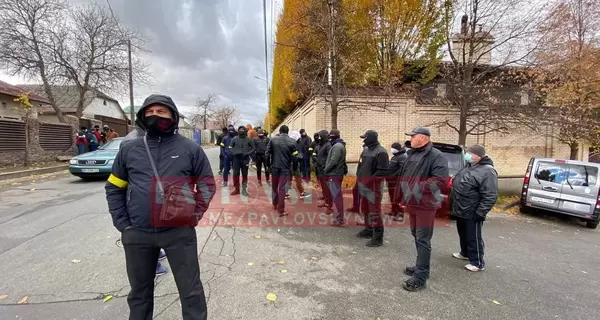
[
  {"left": 278, "top": 260, "right": 285, "bottom": 264},
  {"left": 29, "top": 188, "right": 36, "bottom": 191},
  {"left": 247, "top": 262, "right": 255, "bottom": 266},
  {"left": 0, "top": 294, "right": 7, "bottom": 300},
  {"left": 492, "top": 300, "right": 501, "bottom": 305},
  {"left": 103, "top": 295, "right": 113, "bottom": 303},
  {"left": 280, "top": 269, "right": 288, "bottom": 273},
  {"left": 266, "top": 292, "right": 277, "bottom": 302},
  {"left": 17, "top": 296, "right": 28, "bottom": 304},
  {"left": 582, "top": 271, "right": 588, "bottom": 274},
  {"left": 212, "top": 236, "right": 217, "bottom": 240},
  {"left": 311, "top": 257, "right": 318, "bottom": 261},
  {"left": 384, "top": 240, "right": 390, "bottom": 244},
  {"left": 71, "top": 259, "right": 81, "bottom": 264},
  {"left": 254, "top": 234, "right": 261, "bottom": 239}
]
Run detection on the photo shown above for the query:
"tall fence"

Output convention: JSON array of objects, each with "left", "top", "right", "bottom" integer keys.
[
  {"left": 39, "top": 122, "right": 73, "bottom": 151},
  {"left": 0, "top": 119, "right": 26, "bottom": 152}
]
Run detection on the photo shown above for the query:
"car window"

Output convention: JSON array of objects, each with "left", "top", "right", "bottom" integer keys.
[
  {"left": 535, "top": 161, "right": 568, "bottom": 184},
  {"left": 566, "top": 164, "right": 598, "bottom": 187},
  {"left": 99, "top": 139, "right": 122, "bottom": 150},
  {"left": 441, "top": 152, "right": 464, "bottom": 176}
]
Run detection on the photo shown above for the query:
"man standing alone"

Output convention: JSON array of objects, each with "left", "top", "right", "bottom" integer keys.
[
  {"left": 399, "top": 127, "right": 449, "bottom": 292},
  {"left": 105, "top": 94, "right": 216, "bottom": 319}
]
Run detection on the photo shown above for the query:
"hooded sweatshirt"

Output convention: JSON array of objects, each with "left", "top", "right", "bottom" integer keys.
[
  {"left": 230, "top": 127, "right": 255, "bottom": 157},
  {"left": 315, "top": 130, "right": 331, "bottom": 173}
]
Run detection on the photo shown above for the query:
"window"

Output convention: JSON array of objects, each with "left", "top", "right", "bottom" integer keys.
[
  {"left": 565, "top": 164, "right": 598, "bottom": 187},
  {"left": 440, "top": 151, "right": 464, "bottom": 176},
  {"left": 535, "top": 161, "right": 568, "bottom": 184}
]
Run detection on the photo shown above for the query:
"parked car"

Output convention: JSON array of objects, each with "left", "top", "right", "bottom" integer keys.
[
  {"left": 519, "top": 157, "right": 600, "bottom": 229},
  {"left": 403, "top": 141, "right": 467, "bottom": 217},
  {"left": 69, "top": 138, "right": 123, "bottom": 180}
]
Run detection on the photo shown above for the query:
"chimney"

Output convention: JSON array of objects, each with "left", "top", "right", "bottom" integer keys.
[{"left": 460, "top": 14, "right": 468, "bottom": 35}]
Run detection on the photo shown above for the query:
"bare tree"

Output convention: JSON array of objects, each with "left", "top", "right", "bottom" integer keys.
[
  {"left": 431, "top": 0, "right": 550, "bottom": 145},
  {"left": 188, "top": 93, "right": 217, "bottom": 129},
  {"left": 213, "top": 106, "right": 240, "bottom": 128},
  {"left": 254, "top": 119, "right": 265, "bottom": 129},
  {"left": 51, "top": 1, "right": 151, "bottom": 118},
  {"left": 0, "top": 0, "right": 69, "bottom": 122}
]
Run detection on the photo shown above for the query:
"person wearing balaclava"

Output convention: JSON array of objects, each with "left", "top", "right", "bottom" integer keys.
[
  {"left": 315, "top": 130, "right": 332, "bottom": 208},
  {"left": 105, "top": 94, "right": 216, "bottom": 320},
  {"left": 216, "top": 127, "right": 228, "bottom": 175},
  {"left": 298, "top": 129, "right": 313, "bottom": 182},
  {"left": 252, "top": 129, "right": 271, "bottom": 184},
  {"left": 309, "top": 132, "right": 321, "bottom": 182},
  {"left": 229, "top": 126, "right": 255, "bottom": 196},
  {"left": 355, "top": 130, "right": 389, "bottom": 247},
  {"left": 323, "top": 129, "right": 347, "bottom": 225},
  {"left": 220, "top": 127, "right": 237, "bottom": 186},
  {"left": 450, "top": 144, "right": 498, "bottom": 273},
  {"left": 386, "top": 142, "right": 408, "bottom": 220}
]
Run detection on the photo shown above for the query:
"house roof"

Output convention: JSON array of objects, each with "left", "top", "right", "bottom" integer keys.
[{"left": 0, "top": 80, "right": 50, "bottom": 104}]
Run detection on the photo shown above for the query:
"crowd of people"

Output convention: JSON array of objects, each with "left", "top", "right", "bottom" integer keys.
[
  {"left": 105, "top": 93, "right": 499, "bottom": 319},
  {"left": 75, "top": 124, "right": 120, "bottom": 154}
]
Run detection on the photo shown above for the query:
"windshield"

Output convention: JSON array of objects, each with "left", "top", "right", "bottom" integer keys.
[
  {"left": 441, "top": 152, "right": 465, "bottom": 176},
  {"left": 99, "top": 139, "right": 122, "bottom": 150}
]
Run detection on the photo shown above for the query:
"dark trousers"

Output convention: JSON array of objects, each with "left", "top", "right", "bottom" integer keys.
[
  {"left": 218, "top": 154, "right": 224, "bottom": 171},
  {"left": 407, "top": 208, "right": 436, "bottom": 283},
  {"left": 271, "top": 168, "right": 290, "bottom": 213},
  {"left": 77, "top": 144, "right": 85, "bottom": 155},
  {"left": 222, "top": 155, "right": 232, "bottom": 182},
  {"left": 232, "top": 156, "right": 249, "bottom": 189},
  {"left": 255, "top": 153, "right": 270, "bottom": 181},
  {"left": 318, "top": 175, "right": 332, "bottom": 205},
  {"left": 301, "top": 157, "right": 311, "bottom": 181},
  {"left": 350, "top": 183, "right": 359, "bottom": 210},
  {"left": 359, "top": 183, "right": 384, "bottom": 238},
  {"left": 89, "top": 143, "right": 98, "bottom": 152},
  {"left": 456, "top": 217, "right": 485, "bottom": 269},
  {"left": 122, "top": 227, "right": 207, "bottom": 320},
  {"left": 387, "top": 180, "right": 401, "bottom": 213},
  {"left": 326, "top": 176, "right": 344, "bottom": 221}
]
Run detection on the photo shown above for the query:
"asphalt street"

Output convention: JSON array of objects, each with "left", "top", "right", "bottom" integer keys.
[{"left": 1, "top": 146, "right": 599, "bottom": 320}]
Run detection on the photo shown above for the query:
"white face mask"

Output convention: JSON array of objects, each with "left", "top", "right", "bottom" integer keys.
[{"left": 390, "top": 148, "right": 398, "bottom": 154}]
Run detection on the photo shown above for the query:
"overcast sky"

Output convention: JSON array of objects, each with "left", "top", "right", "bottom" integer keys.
[{"left": 0, "top": 0, "right": 282, "bottom": 125}]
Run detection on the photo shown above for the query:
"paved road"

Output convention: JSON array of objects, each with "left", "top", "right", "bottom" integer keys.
[{"left": 1, "top": 146, "right": 599, "bottom": 320}]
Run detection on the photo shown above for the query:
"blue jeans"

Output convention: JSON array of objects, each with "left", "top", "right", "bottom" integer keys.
[
  {"left": 77, "top": 144, "right": 85, "bottom": 155},
  {"left": 327, "top": 176, "right": 344, "bottom": 221},
  {"left": 222, "top": 155, "right": 232, "bottom": 182}
]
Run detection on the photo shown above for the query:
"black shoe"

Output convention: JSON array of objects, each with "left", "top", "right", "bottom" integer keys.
[
  {"left": 404, "top": 267, "right": 415, "bottom": 276},
  {"left": 230, "top": 189, "right": 240, "bottom": 195},
  {"left": 356, "top": 229, "right": 373, "bottom": 238},
  {"left": 347, "top": 207, "right": 359, "bottom": 213},
  {"left": 402, "top": 278, "right": 426, "bottom": 292},
  {"left": 366, "top": 238, "right": 383, "bottom": 247}
]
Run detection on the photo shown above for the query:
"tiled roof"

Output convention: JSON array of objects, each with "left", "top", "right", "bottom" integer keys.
[
  {"left": 17, "top": 85, "right": 117, "bottom": 111},
  {"left": 0, "top": 80, "right": 50, "bottom": 104}
]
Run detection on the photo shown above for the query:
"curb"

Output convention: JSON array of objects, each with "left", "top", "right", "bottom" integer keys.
[{"left": 0, "top": 164, "right": 69, "bottom": 181}]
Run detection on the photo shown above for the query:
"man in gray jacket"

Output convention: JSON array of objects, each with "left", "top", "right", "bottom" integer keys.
[
  {"left": 106, "top": 94, "right": 216, "bottom": 320},
  {"left": 323, "top": 129, "right": 347, "bottom": 225}
]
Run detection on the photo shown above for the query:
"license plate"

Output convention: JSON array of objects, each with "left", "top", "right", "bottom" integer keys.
[
  {"left": 81, "top": 169, "right": 100, "bottom": 173},
  {"left": 531, "top": 196, "right": 554, "bottom": 204}
]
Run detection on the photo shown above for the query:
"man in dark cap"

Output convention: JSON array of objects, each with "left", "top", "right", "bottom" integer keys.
[
  {"left": 450, "top": 144, "right": 498, "bottom": 272},
  {"left": 252, "top": 129, "right": 271, "bottom": 184},
  {"left": 106, "top": 94, "right": 216, "bottom": 319},
  {"left": 356, "top": 130, "right": 389, "bottom": 246},
  {"left": 323, "top": 129, "right": 347, "bottom": 224},
  {"left": 399, "top": 126, "right": 449, "bottom": 292},
  {"left": 386, "top": 142, "right": 408, "bottom": 219}
]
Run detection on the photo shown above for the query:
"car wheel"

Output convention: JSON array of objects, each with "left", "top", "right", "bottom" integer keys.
[{"left": 585, "top": 220, "right": 599, "bottom": 229}]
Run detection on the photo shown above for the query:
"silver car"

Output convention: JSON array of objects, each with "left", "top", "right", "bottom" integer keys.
[{"left": 520, "top": 158, "right": 600, "bottom": 229}]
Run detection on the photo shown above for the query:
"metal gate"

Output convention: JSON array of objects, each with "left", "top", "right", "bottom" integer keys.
[
  {"left": 0, "top": 119, "right": 26, "bottom": 152},
  {"left": 39, "top": 122, "right": 73, "bottom": 151}
]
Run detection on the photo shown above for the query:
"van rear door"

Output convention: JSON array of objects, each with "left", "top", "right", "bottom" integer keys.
[
  {"left": 557, "top": 163, "right": 599, "bottom": 217},
  {"left": 526, "top": 160, "right": 566, "bottom": 210}
]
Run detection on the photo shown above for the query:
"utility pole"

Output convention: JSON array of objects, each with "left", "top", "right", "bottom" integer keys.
[
  {"left": 327, "top": 0, "right": 338, "bottom": 130},
  {"left": 262, "top": 0, "right": 271, "bottom": 137},
  {"left": 127, "top": 39, "right": 134, "bottom": 133}
]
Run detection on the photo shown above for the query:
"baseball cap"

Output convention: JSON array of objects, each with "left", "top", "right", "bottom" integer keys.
[
  {"left": 360, "top": 130, "right": 377, "bottom": 139},
  {"left": 406, "top": 127, "right": 431, "bottom": 136}
]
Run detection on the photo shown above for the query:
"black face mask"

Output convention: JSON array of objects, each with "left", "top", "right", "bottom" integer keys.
[
  {"left": 238, "top": 130, "right": 247, "bottom": 137},
  {"left": 144, "top": 115, "right": 175, "bottom": 136},
  {"left": 363, "top": 135, "right": 378, "bottom": 147}
]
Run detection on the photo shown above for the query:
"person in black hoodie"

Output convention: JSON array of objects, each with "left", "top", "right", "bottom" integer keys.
[
  {"left": 315, "top": 130, "right": 332, "bottom": 208},
  {"left": 297, "top": 129, "right": 312, "bottom": 182},
  {"left": 216, "top": 127, "right": 228, "bottom": 174},
  {"left": 450, "top": 144, "right": 498, "bottom": 273},
  {"left": 252, "top": 129, "right": 270, "bottom": 184},
  {"left": 266, "top": 125, "right": 298, "bottom": 217},
  {"left": 309, "top": 132, "right": 321, "bottom": 183},
  {"left": 323, "top": 129, "right": 347, "bottom": 225},
  {"left": 229, "top": 126, "right": 255, "bottom": 196},
  {"left": 356, "top": 130, "right": 389, "bottom": 247},
  {"left": 386, "top": 142, "right": 408, "bottom": 219},
  {"left": 398, "top": 127, "right": 449, "bottom": 292}
]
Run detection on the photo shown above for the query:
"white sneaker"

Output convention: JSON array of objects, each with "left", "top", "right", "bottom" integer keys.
[
  {"left": 452, "top": 252, "right": 469, "bottom": 260},
  {"left": 465, "top": 264, "right": 484, "bottom": 272}
]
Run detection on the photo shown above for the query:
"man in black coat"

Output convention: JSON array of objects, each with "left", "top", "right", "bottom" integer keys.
[
  {"left": 216, "top": 127, "right": 228, "bottom": 174},
  {"left": 398, "top": 127, "right": 449, "bottom": 292},
  {"left": 356, "top": 130, "right": 389, "bottom": 247},
  {"left": 386, "top": 142, "right": 407, "bottom": 219},
  {"left": 450, "top": 144, "right": 498, "bottom": 272},
  {"left": 229, "top": 126, "right": 255, "bottom": 196},
  {"left": 252, "top": 129, "right": 270, "bottom": 184},
  {"left": 315, "top": 130, "right": 332, "bottom": 207},
  {"left": 266, "top": 125, "right": 298, "bottom": 216},
  {"left": 323, "top": 129, "right": 347, "bottom": 225}
]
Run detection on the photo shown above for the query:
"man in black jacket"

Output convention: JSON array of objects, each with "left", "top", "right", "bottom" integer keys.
[
  {"left": 297, "top": 129, "right": 312, "bottom": 182},
  {"left": 266, "top": 125, "right": 298, "bottom": 216},
  {"left": 323, "top": 129, "right": 347, "bottom": 225},
  {"left": 216, "top": 127, "right": 228, "bottom": 174},
  {"left": 450, "top": 144, "right": 498, "bottom": 272},
  {"left": 252, "top": 129, "right": 270, "bottom": 184},
  {"left": 386, "top": 142, "right": 407, "bottom": 219},
  {"left": 356, "top": 130, "right": 389, "bottom": 247},
  {"left": 316, "top": 130, "right": 332, "bottom": 207},
  {"left": 230, "top": 126, "right": 255, "bottom": 196},
  {"left": 309, "top": 132, "right": 321, "bottom": 184},
  {"left": 106, "top": 94, "right": 216, "bottom": 320},
  {"left": 399, "top": 127, "right": 449, "bottom": 292}
]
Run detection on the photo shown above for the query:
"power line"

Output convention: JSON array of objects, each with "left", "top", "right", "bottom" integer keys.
[{"left": 262, "top": 0, "right": 271, "bottom": 134}]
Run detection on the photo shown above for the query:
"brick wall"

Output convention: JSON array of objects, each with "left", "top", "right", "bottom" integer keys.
[{"left": 276, "top": 95, "right": 584, "bottom": 177}]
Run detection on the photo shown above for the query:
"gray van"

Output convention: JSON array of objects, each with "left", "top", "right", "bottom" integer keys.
[{"left": 519, "top": 158, "right": 600, "bottom": 229}]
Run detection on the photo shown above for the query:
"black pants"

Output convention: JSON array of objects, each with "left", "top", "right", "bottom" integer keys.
[
  {"left": 407, "top": 208, "right": 436, "bottom": 284},
  {"left": 271, "top": 168, "right": 290, "bottom": 213},
  {"left": 318, "top": 175, "right": 332, "bottom": 205},
  {"left": 232, "top": 156, "right": 249, "bottom": 189},
  {"left": 122, "top": 227, "right": 207, "bottom": 320},
  {"left": 326, "top": 176, "right": 344, "bottom": 221},
  {"left": 359, "top": 183, "right": 384, "bottom": 238},
  {"left": 456, "top": 217, "right": 485, "bottom": 269},
  {"left": 254, "top": 153, "right": 270, "bottom": 181},
  {"left": 219, "top": 154, "right": 224, "bottom": 171},
  {"left": 350, "top": 183, "right": 359, "bottom": 210},
  {"left": 387, "top": 180, "right": 401, "bottom": 213}
]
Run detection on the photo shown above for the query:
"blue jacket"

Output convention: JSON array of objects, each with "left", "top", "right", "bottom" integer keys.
[{"left": 220, "top": 131, "right": 236, "bottom": 158}]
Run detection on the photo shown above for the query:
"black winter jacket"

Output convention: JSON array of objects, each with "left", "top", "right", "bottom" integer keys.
[
  {"left": 315, "top": 131, "right": 331, "bottom": 174},
  {"left": 356, "top": 142, "right": 389, "bottom": 194},
  {"left": 297, "top": 135, "right": 312, "bottom": 159},
  {"left": 450, "top": 156, "right": 498, "bottom": 220},
  {"left": 324, "top": 139, "right": 347, "bottom": 176},
  {"left": 230, "top": 135, "right": 255, "bottom": 158},
  {"left": 387, "top": 148, "right": 407, "bottom": 179},
  {"left": 397, "top": 142, "right": 449, "bottom": 209},
  {"left": 252, "top": 136, "right": 269, "bottom": 155},
  {"left": 266, "top": 133, "right": 298, "bottom": 170}
]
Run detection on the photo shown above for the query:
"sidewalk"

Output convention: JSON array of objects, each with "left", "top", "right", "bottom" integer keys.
[{"left": 0, "top": 162, "right": 68, "bottom": 182}]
